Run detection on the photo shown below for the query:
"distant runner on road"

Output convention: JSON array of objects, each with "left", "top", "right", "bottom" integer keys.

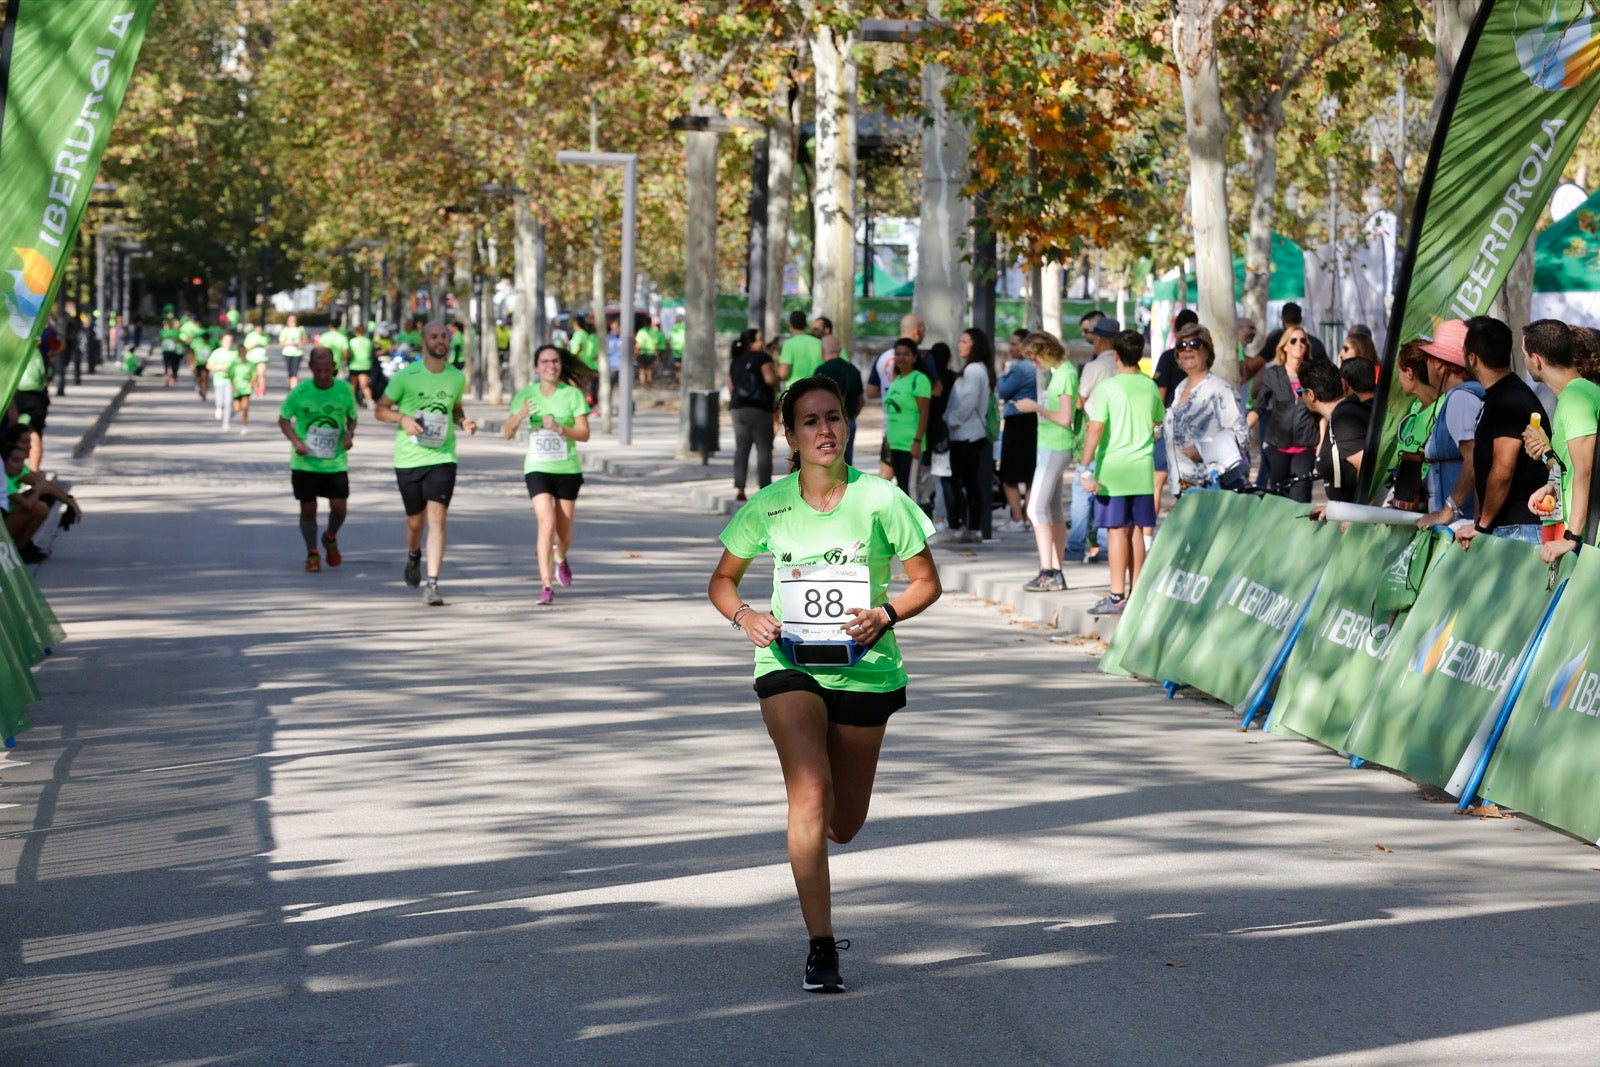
[
  {"left": 503, "top": 344, "right": 591, "bottom": 605},
  {"left": 205, "top": 334, "right": 238, "bottom": 429},
  {"left": 279, "top": 315, "right": 308, "bottom": 389},
  {"left": 347, "top": 322, "right": 376, "bottom": 408},
  {"left": 375, "top": 320, "right": 476, "bottom": 606},
  {"left": 243, "top": 322, "right": 271, "bottom": 397},
  {"left": 278, "top": 347, "right": 358, "bottom": 573},
  {"left": 708, "top": 376, "right": 942, "bottom": 995}
]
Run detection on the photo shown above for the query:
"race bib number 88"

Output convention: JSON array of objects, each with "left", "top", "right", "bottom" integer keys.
[{"left": 778, "top": 564, "right": 871, "bottom": 642}]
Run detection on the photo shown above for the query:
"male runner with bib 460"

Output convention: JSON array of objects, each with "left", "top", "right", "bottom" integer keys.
[
  {"left": 375, "top": 320, "right": 477, "bottom": 605},
  {"left": 278, "top": 346, "right": 357, "bottom": 572}
]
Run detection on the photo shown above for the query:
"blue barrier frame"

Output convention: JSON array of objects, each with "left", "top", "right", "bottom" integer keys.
[
  {"left": 1241, "top": 581, "right": 1321, "bottom": 731},
  {"left": 1452, "top": 576, "right": 1568, "bottom": 812}
]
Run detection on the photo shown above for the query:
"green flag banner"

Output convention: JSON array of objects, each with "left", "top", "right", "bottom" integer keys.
[
  {"left": 1162, "top": 496, "right": 1327, "bottom": 707},
  {"left": 1478, "top": 549, "right": 1600, "bottom": 841},
  {"left": 0, "top": 521, "right": 63, "bottom": 661},
  {"left": 1099, "top": 491, "right": 1271, "bottom": 684},
  {"left": 1365, "top": 0, "right": 1600, "bottom": 499},
  {"left": 1269, "top": 524, "right": 1438, "bottom": 748},
  {"left": 1344, "top": 534, "right": 1564, "bottom": 789},
  {"left": 0, "top": 0, "right": 153, "bottom": 409}
]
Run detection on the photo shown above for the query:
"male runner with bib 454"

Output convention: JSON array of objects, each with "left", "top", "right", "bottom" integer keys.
[{"left": 375, "top": 321, "right": 476, "bottom": 605}]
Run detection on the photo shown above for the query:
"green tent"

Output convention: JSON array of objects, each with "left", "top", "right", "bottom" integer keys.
[
  {"left": 1533, "top": 188, "right": 1600, "bottom": 324},
  {"left": 1150, "top": 232, "right": 1306, "bottom": 303}
]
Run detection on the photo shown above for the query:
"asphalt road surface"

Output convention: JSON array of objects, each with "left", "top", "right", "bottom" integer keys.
[{"left": 4, "top": 373, "right": 1600, "bottom": 1065}]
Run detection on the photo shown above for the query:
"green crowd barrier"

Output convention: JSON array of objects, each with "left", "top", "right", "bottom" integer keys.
[
  {"left": 0, "top": 524, "right": 66, "bottom": 742},
  {"left": 1342, "top": 534, "right": 1566, "bottom": 790},
  {"left": 1477, "top": 549, "right": 1600, "bottom": 842},
  {"left": 1160, "top": 495, "right": 1326, "bottom": 707},
  {"left": 1099, "top": 491, "right": 1263, "bottom": 683},
  {"left": 1269, "top": 524, "right": 1445, "bottom": 749}
]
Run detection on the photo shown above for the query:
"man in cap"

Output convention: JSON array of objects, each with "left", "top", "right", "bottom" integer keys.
[
  {"left": 1071, "top": 314, "right": 1121, "bottom": 560},
  {"left": 1416, "top": 320, "right": 1485, "bottom": 527}
]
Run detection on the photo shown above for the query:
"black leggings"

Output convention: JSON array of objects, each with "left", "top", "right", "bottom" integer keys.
[
  {"left": 945, "top": 438, "right": 991, "bottom": 534},
  {"left": 1266, "top": 447, "right": 1316, "bottom": 503}
]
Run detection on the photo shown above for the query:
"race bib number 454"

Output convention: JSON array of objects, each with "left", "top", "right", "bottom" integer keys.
[
  {"left": 413, "top": 410, "right": 449, "bottom": 448},
  {"left": 779, "top": 564, "right": 871, "bottom": 642}
]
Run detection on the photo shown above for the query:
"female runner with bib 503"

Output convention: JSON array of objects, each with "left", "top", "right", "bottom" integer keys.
[
  {"left": 504, "top": 344, "right": 592, "bottom": 605},
  {"left": 708, "top": 376, "right": 941, "bottom": 995}
]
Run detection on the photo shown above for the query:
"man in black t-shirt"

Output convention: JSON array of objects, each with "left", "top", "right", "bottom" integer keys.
[
  {"left": 1459, "top": 315, "right": 1548, "bottom": 545},
  {"left": 1153, "top": 308, "right": 1199, "bottom": 406},
  {"left": 1299, "top": 359, "right": 1370, "bottom": 505},
  {"left": 815, "top": 334, "right": 864, "bottom": 465}
]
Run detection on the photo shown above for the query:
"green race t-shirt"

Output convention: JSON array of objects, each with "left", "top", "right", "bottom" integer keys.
[
  {"left": 509, "top": 382, "right": 589, "bottom": 474},
  {"left": 160, "top": 326, "right": 183, "bottom": 354},
  {"left": 279, "top": 325, "right": 307, "bottom": 356},
  {"left": 779, "top": 333, "right": 824, "bottom": 384},
  {"left": 448, "top": 332, "right": 465, "bottom": 367},
  {"left": 718, "top": 467, "right": 935, "bottom": 692},
  {"left": 384, "top": 360, "right": 467, "bottom": 468},
  {"left": 635, "top": 327, "right": 659, "bottom": 356},
  {"left": 1036, "top": 362, "right": 1082, "bottom": 452},
  {"left": 347, "top": 335, "right": 375, "bottom": 372},
  {"left": 1397, "top": 397, "right": 1440, "bottom": 455},
  {"left": 669, "top": 323, "right": 685, "bottom": 353},
  {"left": 321, "top": 328, "right": 349, "bottom": 359},
  {"left": 569, "top": 328, "right": 596, "bottom": 370},
  {"left": 1087, "top": 371, "right": 1165, "bottom": 497},
  {"left": 228, "top": 358, "right": 255, "bottom": 396},
  {"left": 178, "top": 319, "right": 203, "bottom": 348},
  {"left": 883, "top": 369, "right": 932, "bottom": 451},
  {"left": 17, "top": 350, "right": 46, "bottom": 393},
  {"left": 1553, "top": 377, "right": 1600, "bottom": 518},
  {"left": 280, "top": 379, "right": 358, "bottom": 473},
  {"left": 243, "top": 329, "right": 270, "bottom": 363},
  {"left": 206, "top": 346, "right": 237, "bottom": 373}
]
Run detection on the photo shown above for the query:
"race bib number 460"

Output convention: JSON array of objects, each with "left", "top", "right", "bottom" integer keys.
[
  {"left": 528, "top": 429, "right": 565, "bottom": 460},
  {"left": 413, "top": 410, "right": 449, "bottom": 448},
  {"left": 305, "top": 425, "right": 339, "bottom": 459},
  {"left": 779, "top": 564, "right": 871, "bottom": 642}
]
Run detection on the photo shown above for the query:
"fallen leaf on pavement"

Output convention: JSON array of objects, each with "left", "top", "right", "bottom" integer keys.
[{"left": 1375, "top": 844, "right": 1393, "bottom": 853}]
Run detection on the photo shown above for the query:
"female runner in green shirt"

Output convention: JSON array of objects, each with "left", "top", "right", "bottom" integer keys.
[
  {"left": 503, "top": 344, "right": 592, "bottom": 605},
  {"left": 708, "top": 376, "right": 942, "bottom": 994}
]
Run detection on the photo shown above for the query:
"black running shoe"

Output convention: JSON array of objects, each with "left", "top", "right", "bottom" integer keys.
[
  {"left": 403, "top": 554, "right": 422, "bottom": 587},
  {"left": 802, "top": 936, "right": 849, "bottom": 993}
]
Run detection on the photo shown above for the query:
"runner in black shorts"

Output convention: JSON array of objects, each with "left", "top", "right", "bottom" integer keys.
[
  {"left": 375, "top": 321, "right": 475, "bottom": 605},
  {"left": 708, "top": 376, "right": 942, "bottom": 995},
  {"left": 504, "top": 345, "right": 592, "bottom": 605},
  {"left": 279, "top": 347, "right": 358, "bottom": 572}
]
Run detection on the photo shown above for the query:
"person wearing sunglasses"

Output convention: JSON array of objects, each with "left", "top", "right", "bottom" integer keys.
[
  {"left": 1163, "top": 324, "right": 1249, "bottom": 492},
  {"left": 1245, "top": 327, "right": 1322, "bottom": 502}
]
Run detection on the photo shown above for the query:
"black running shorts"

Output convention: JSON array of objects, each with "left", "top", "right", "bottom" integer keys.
[
  {"left": 524, "top": 471, "right": 583, "bottom": 500},
  {"left": 395, "top": 462, "right": 457, "bottom": 515},
  {"left": 13, "top": 390, "right": 47, "bottom": 432},
  {"left": 291, "top": 469, "right": 350, "bottom": 502},
  {"left": 754, "top": 669, "right": 906, "bottom": 728}
]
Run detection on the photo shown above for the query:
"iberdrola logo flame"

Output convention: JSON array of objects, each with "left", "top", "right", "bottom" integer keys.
[
  {"left": 1517, "top": 3, "right": 1600, "bottom": 91},
  {"left": 5, "top": 248, "right": 54, "bottom": 340},
  {"left": 1410, "top": 614, "right": 1457, "bottom": 677},
  {"left": 1540, "top": 642, "right": 1591, "bottom": 722}
]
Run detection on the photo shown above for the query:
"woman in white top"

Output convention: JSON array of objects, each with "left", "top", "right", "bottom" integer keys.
[
  {"left": 942, "top": 328, "right": 997, "bottom": 542},
  {"left": 1164, "top": 323, "right": 1250, "bottom": 492}
]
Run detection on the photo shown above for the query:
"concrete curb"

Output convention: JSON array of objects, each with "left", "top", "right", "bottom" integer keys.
[{"left": 71, "top": 378, "right": 136, "bottom": 460}]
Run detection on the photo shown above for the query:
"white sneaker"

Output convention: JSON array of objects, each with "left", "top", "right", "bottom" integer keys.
[
  {"left": 999, "top": 519, "right": 1030, "bottom": 533},
  {"left": 927, "top": 528, "right": 958, "bottom": 545}
]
